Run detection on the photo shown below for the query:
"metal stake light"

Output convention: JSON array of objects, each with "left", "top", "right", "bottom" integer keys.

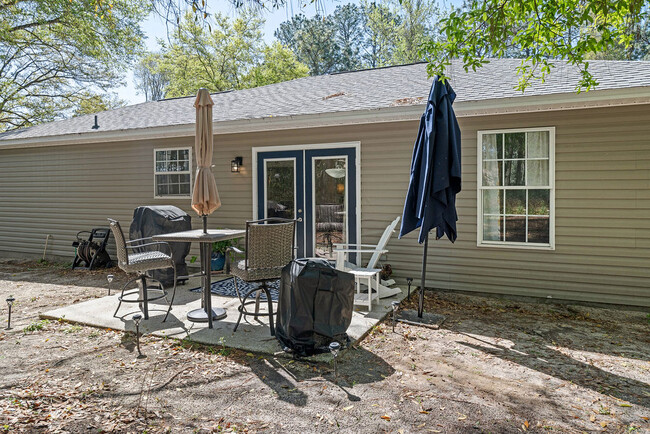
[
  {"left": 406, "top": 277, "right": 413, "bottom": 300},
  {"left": 107, "top": 274, "right": 114, "bottom": 296},
  {"left": 391, "top": 300, "right": 400, "bottom": 332},
  {"left": 329, "top": 341, "right": 341, "bottom": 382},
  {"left": 133, "top": 314, "right": 143, "bottom": 357},
  {"left": 6, "top": 296, "right": 15, "bottom": 330}
]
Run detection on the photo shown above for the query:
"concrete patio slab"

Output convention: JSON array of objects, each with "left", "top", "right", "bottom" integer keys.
[{"left": 41, "top": 275, "right": 404, "bottom": 358}]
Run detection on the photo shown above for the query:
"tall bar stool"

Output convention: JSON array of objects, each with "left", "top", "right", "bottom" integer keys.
[
  {"left": 226, "top": 218, "right": 296, "bottom": 336},
  {"left": 107, "top": 219, "right": 177, "bottom": 321}
]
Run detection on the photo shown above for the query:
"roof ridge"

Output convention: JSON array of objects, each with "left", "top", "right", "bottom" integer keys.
[{"left": 330, "top": 61, "right": 427, "bottom": 76}]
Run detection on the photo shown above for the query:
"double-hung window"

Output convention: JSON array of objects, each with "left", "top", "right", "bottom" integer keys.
[
  {"left": 477, "top": 127, "right": 555, "bottom": 249},
  {"left": 154, "top": 148, "right": 192, "bottom": 198}
]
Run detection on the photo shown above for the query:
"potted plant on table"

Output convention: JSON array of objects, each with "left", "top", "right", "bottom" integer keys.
[{"left": 211, "top": 238, "right": 240, "bottom": 271}]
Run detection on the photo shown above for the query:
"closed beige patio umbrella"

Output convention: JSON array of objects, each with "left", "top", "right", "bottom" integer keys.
[{"left": 191, "top": 88, "right": 221, "bottom": 232}]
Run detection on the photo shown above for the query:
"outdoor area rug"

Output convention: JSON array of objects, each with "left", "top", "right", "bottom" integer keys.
[{"left": 190, "top": 278, "right": 280, "bottom": 301}]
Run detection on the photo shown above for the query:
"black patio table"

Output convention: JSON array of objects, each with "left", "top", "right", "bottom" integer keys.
[{"left": 152, "top": 229, "right": 245, "bottom": 329}]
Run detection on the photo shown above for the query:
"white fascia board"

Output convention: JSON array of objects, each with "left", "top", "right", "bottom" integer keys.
[
  {"left": 454, "top": 86, "right": 650, "bottom": 117},
  {"left": 1, "top": 86, "right": 650, "bottom": 150}
]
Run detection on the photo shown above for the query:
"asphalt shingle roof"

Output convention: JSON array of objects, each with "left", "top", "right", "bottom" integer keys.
[{"left": 2, "top": 59, "right": 650, "bottom": 143}]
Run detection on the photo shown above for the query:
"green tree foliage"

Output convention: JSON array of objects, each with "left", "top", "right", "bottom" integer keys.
[
  {"left": 72, "top": 92, "right": 126, "bottom": 117},
  {"left": 155, "top": 10, "right": 308, "bottom": 98},
  {"left": 421, "top": 0, "right": 650, "bottom": 91},
  {"left": 134, "top": 53, "right": 170, "bottom": 101},
  {"left": 0, "top": 0, "right": 147, "bottom": 132},
  {"left": 275, "top": 13, "right": 341, "bottom": 75},
  {"left": 585, "top": 13, "right": 650, "bottom": 60},
  {"left": 362, "top": 1, "right": 401, "bottom": 68},
  {"left": 241, "top": 42, "right": 310, "bottom": 88},
  {"left": 390, "top": 0, "right": 440, "bottom": 64},
  {"left": 275, "top": 0, "right": 440, "bottom": 74},
  {"left": 332, "top": 4, "right": 366, "bottom": 71}
]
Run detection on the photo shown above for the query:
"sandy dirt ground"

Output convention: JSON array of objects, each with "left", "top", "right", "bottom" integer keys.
[{"left": 0, "top": 259, "right": 648, "bottom": 433}]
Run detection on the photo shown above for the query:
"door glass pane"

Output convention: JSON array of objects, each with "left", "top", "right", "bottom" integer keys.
[
  {"left": 314, "top": 158, "right": 346, "bottom": 260},
  {"left": 266, "top": 160, "right": 295, "bottom": 219}
]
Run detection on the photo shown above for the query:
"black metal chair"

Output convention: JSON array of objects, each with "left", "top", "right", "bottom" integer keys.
[
  {"left": 225, "top": 218, "right": 296, "bottom": 336},
  {"left": 107, "top": 219, "right": 177, "bottom": 322}
]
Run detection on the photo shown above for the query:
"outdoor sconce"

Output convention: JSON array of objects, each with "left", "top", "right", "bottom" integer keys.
[
  {"left": 391, "top": 301, "right": 400, "bottom": 332},
  {"left": 106, "top": 274, "right": 114, "bottom": 296},
  {"left": 336, "top": 183, "right": 345, "bottom": 194},
  {"left": 329, "top": 341, "right": 341, "bottom": 382},
  {"left": 231, "top": 156, "right": 243, "bottom": 173},
  {"left": 133, "top": 314, "right": 143, "bottom": 358},
  {"left": 6, "top": 296, "right": 15, "bottom": 330}
]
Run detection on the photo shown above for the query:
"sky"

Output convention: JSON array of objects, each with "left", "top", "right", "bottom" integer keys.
[{"left": 116, "top": 0, "right": 354, "bottom": 105}]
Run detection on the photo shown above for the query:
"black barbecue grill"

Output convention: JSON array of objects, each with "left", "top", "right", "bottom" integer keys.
[{"left": 129, "top": 206, "right": 191, "bottom": 287}]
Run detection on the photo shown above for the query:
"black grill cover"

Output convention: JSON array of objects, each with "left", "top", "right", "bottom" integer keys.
[
  {"left": 276, "top": 258, "right": 354, "bottom": 356},
  {"left": 129, "top": 206, "right": 191, "bottom": 287}
]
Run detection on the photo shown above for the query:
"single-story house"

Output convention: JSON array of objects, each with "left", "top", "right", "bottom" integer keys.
[{"left": 1, "top": 59, "right": 649, "bottom": 308}]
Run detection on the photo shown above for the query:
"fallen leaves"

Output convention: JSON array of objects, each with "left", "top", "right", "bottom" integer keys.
[{"left": 381, "top": 415, "right": 391, "bottom": 421}]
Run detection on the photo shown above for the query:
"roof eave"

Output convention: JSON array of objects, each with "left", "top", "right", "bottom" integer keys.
[{"left": 1, "top": 86, "right": 649, "bottom": 150}]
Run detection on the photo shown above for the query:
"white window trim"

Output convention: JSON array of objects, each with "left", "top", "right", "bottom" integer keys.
[
  {"left": 153, "top": 147, "right": 193, "bottom": 199},
  {"left": 476, "top": 127, "right": 555, "bottom": 250}
]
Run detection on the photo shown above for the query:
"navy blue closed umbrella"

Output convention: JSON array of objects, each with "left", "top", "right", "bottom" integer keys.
[{"left": 399, "top": 77, "right": 461, "bottom": 316}]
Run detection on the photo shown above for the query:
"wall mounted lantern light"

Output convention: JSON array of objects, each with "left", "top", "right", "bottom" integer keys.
[{"left": 231, "top": 156, "right": 243, "bottom": 173}]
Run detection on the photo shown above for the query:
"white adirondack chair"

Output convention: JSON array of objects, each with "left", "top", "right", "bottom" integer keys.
[{"left": 334, "top": 216, "right": 402, "bottom": 305}]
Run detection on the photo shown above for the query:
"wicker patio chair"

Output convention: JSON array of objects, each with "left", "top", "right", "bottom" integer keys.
[
  {"left": 225, "top": 218, "right": 296, "bottom": 336},
  {"left": 107, "top": 219, "right": 177, "bottom": 322}
]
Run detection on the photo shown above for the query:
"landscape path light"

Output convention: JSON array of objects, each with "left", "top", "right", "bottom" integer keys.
[
  {"left": 391, "top": 300, "right": 400, "bottom": 332},
  {"left": 329, "top": 341, "right": 341, "bottom": 382},
  {"left": 107, "top": 274, "right": 114, "bottom": 296},
  {"left": 6, "top": 296, "right": 15, "bottom": 330},
  {"left": 133, "top": 313, "right": 143, "bottom": 357}
]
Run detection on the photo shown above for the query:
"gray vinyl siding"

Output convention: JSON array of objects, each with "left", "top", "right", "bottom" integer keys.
[{"left": 0, "top": 104, "right": 649, "bottom": 307}]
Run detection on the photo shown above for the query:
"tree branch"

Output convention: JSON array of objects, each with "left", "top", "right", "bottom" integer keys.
[{"left": 10, "top": 17, "right": 63, "bottom": 33}]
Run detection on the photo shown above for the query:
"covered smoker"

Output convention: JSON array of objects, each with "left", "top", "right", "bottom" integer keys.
[
  {"left": 129, "top": 206, "right": 191, "bottom": 287},
  {"left": 276, "top": 258, "right": 355, "bottom": 356}
]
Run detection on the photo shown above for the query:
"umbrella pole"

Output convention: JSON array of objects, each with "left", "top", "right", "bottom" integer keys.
[
  {"left": 418, "top": 233, "right": 428, "bottom": 318},
  {"left": 202, "top": 215, "right": 207, "bottom": 234}
]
